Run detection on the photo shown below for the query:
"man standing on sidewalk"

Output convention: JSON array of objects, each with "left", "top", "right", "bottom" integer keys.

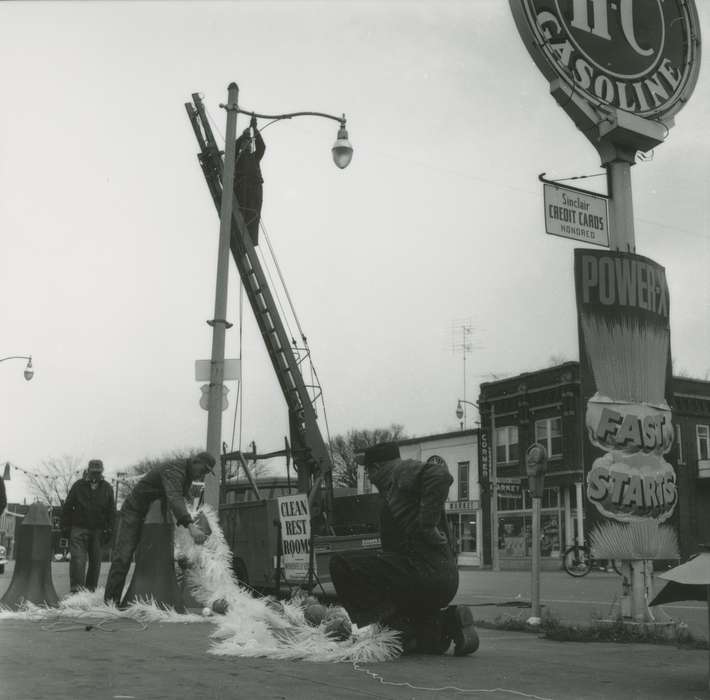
[
  {"left": 329, "top": 442, "right": 479, "bottom": 655},
  {"left": 103, "top": 452, "right": 214, "bottom": 607},
  {"left": 61, "top": 459, "right": 115, "bottom": 593}
]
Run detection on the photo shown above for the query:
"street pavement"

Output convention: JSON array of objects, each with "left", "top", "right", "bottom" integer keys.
[{"left": 1, "top": 562, "right": 708, "bottom": 700}]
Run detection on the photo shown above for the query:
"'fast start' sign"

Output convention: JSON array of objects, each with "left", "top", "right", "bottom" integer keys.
[{"left": 543, "top": 183, "right": 609, "bottom": 247}]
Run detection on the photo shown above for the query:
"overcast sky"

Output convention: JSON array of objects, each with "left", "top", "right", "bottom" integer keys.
[{"left": 2, "top": 2, "right": 708, "bottom": 503}]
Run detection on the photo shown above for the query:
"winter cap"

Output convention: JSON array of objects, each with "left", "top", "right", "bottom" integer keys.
[
  {"left": 192, "top": 451, "right": 216, "bottom": 474},
  {"left": 87, "top": 459, "right": 104, "bottom": 472},
  {"left": 358, "top": 442, "right": 400, "bottom": 467}
]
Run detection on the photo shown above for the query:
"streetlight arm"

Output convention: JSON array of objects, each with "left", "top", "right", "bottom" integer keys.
[
  {"left": 232, "top": 108, "right": 347, "bottom": 126},
  {"left": 0, "top": 356, "right": 32, "bottom": 363},
  {"left": 457, "top": 399, "right": 479, "bottom": 409}
]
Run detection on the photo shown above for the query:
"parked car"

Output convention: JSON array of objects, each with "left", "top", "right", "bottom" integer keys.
[{"left": 0, "top": 545, "right": 7, "bottom": 574}]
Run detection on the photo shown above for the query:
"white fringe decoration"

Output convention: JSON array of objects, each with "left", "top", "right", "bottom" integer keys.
[
  {"left": 0, "top": 505, "right": 401, "bottom": 663},
  {"left": 175, "top": 505, "right": 401, "bottom": 663}
]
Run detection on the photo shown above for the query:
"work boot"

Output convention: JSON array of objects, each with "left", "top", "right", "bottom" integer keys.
[{"left": 442, "top": 605, "right": 479, "bottom": 656}]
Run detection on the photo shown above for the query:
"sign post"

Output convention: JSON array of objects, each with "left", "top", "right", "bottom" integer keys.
[{"left": 510, "top": 0, "right": 700, "bottom": 625}]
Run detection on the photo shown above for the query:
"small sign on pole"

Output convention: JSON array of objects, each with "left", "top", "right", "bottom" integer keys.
[
  {"left": 277, "top": 493, "right": 312, "bottom": 583},
  {"left": 194, "top": 358, "right": 241, "bottom": 382},
  {"left": 543, "top": 182, "right": 609, "bottom": 248}
]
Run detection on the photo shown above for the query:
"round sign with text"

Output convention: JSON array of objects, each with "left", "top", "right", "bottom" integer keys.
[{"left": 510, "top": 0, "right": 701, "bottom": 122}]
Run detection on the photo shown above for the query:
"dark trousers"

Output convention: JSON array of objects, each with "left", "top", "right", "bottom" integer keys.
[
  {"left": 104, "top": 507, "right": 143, "bottom": 605},
  {"left": 329, "top": 546, "right": 458, "bottom": 628},
  {"left": 69, "top": 527, "right": 103, "bottom": 592},
  {"left": 235, "top": 184, "right": 262, "bottom": 245}
]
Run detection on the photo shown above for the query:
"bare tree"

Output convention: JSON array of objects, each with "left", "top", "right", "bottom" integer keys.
[
  {"left": 330, "top": 424, "right": 407, "bottom": 488},
  {"left": 26, "top": 454, "right": 84, "bottom": 506}
]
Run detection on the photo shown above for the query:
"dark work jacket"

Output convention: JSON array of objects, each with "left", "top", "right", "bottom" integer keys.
[
  {"left": 234, "top": 130, "right": 265, "bottom": 187},
  {"left": 373, "top": 459, "right": 454, "bottom": 558},
  {"left": 122, "top": 461, "right": 195, "bottom": 527},
  {"left": 60, "top": 478, "right": 115, "bottom": 532}
]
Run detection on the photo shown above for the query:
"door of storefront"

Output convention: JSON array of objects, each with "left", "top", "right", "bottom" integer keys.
[{"left": 446, "top": 500, "right": 480, "bottom": 567}]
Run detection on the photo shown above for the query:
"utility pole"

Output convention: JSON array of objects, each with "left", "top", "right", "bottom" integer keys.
[{"left": 205, "top": 82, "right": 240, "bottom": 508}]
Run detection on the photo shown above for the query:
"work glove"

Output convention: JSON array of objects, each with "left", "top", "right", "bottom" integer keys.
[
  {"left": 101, "top": 530, "right": 112, "bottom": 545},
  {"left": 188, "top": 522, "right": 208, "bottom": 545}
]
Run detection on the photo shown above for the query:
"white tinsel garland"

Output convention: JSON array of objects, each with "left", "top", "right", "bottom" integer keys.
[{"left": 175, "top": 505, "right": 401, "bottom": 663}]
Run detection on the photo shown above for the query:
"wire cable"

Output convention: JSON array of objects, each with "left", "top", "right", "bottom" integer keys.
[
  {"left": 260, "top": 219, "right": 307, "bottom": 342},
  {"left": 352, "top": 663, "right": 555, "bottom": 699}
]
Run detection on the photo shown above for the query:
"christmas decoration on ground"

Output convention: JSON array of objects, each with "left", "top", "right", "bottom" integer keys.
[
  {"left": 0, "top": 506, "right": 400, "bottom": 663},
  {"left": 174, "top": 505, "right": 400, "bottom": 662}
]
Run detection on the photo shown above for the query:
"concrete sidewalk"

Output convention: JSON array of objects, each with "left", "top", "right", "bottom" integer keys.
[
  {"left": 1, "top": 562, "right": 708, "bottom": 699},
  {"left": 0, "top": 618, "right": 707, "bottom": 699}
]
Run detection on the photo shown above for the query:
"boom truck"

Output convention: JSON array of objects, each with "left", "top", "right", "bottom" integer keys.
[{"left": 185, "top": 92, "right": 381, "bottom": 592}]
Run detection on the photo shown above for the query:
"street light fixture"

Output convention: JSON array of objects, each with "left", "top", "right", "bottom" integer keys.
[
  {"left": 230, "top": 107, "right": 353, "bottom": 169},
  {"left": 456, "top": 398, "right": 478, "bottom": 426},
  {"left": 1, "top": 355, "right": 34, "bottom": 381}
]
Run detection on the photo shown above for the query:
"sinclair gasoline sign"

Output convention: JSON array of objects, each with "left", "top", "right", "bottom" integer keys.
[{"left": 509, "top": 0, "right": 701, "bottom": 125}]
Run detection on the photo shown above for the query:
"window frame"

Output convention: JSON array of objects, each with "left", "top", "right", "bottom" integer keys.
[
  {"left": 495, "top": 425, "right": 519, "bottom": 464},
  {"left": 534, "top": 416, "right": 563, "bottom": 458},
  {"left": 457, "top": 461, "right": 470, "bottom": 501},
  {"left": 697, "top": 424, "right": 710, "bottom": 461}
]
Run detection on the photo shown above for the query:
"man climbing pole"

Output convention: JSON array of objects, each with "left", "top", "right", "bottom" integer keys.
[{"left": 233, "top": 115, "right": 265, "bottom": 246}]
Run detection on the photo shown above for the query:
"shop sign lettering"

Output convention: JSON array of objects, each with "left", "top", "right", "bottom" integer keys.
[
  {"left": 479, "top": 429, "right": 490, "bottom": 482},
  {"left": 277, "top": 494, "right": 312, "bottom": 580},
  {"left": 579, "top": 254, "right": 669, "bottom": 319},
  {"left": 510, "top": 0, "right": 701, "bottom": 123},
  {"left": 544, "top": 183, "right": 609, "bottom": 247},
  {"left": 586, "top": 453, "right": 677, "bottom": 522}
]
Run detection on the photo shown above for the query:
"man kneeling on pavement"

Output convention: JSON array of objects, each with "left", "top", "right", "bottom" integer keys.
[{"left": 329, "top": 442, "right": 479, "bottom": 655}]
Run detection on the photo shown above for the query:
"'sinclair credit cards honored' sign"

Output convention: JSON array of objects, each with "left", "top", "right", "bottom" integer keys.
[{"left": 543, "top": 183, "right": 609, "bottom": 248}]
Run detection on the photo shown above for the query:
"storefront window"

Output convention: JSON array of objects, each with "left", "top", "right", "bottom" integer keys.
[{"left": 497, "top": 486, "right": 563, "bottom": 558}]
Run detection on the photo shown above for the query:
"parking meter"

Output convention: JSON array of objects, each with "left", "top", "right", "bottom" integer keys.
[{"left": 525, "top": 442, "right": 547, "bottom": 499}]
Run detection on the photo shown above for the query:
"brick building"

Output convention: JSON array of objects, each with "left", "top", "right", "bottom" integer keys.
[{"left": 478, "top": 362, "right": 710, "bottom": 569}]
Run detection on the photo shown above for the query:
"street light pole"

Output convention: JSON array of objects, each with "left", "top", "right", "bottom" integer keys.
[
  {"left": 204, "top": 83, "right": 240, "bottom": 509},
  {"left": 0, "top": 355, "right": 34, "bottom": 381}
]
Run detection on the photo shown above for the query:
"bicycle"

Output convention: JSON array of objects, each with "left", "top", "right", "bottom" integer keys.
[{"left": 562, "top": 544, "right": 623, "bottom": 577}]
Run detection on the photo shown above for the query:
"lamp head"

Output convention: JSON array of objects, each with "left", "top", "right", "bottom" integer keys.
[
  {"left": 455, "top": 400, "right": 464, "bottom": 421},
  {"left": 331, "top": 119, "right": 353, "bottom": 169},
  {"left": 23, "top": 357, "right": 34, "bottom": 381}
]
